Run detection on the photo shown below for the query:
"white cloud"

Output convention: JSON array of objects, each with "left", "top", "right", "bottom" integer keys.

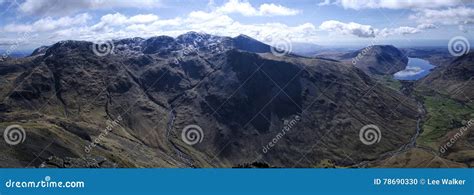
[
  {"left": 410, "top": 7, "right": 474, "bottom": 25},
  {"left": 3, "top": 13, "right": 91, "bottom": 33},
  {"left": 416, "top": 23, "right": 438, "bottom": 30},
  {"left": 319, "top": 20, "right": 376, "bottom": 37},
  {"left": 18, "top": 0, "right": 162, "bottom": 16},
  {"left": 88, "top": 13, "right": 160, "bottom": 33},
  {"left": 128, "top": 14, "right": 160, "bottom": 24},
  {"left": 318, "top": 0, "right": 332, "bottom": 6},
  {"left": 6, "top": 9, "right": 314, "bottom": 47},
  {"left": 377, "top": 26, "right": 421, "bottom": 37},
  {"left": 136, "top": 10, "right": 312, "bottom": 41},
  {"left": 215, "top": 0, "right": 257, "bottom": 16},
  {"left": 258, "top": 3, "right": 300, "bottom": 16},
  {"left": 319, "top": 20, "right": 433, "bottom": 38},
  {"left": 394, "top": 66, "right": 423, "bottom": 77},
  {"left": 317, "top": 1, "right": 473, "bottom": 35},
  {"left": 0, "top": 0, "right": 448, "bottom": 50},
  {"left": 321, "top": 0, "right": 467, "bottom": 10},
  {"left": 215, "top": 0, "right": 300, "bottom": 16}
]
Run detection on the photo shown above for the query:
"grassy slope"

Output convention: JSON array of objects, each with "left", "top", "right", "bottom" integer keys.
[
  {"left": 415, "top": 88, "right": 474, "bottom": 149},
  {"left": 366, "top": 77, "right": 473, "bottom": 167},
  {"left": 373, "top": 75, "right": 402, "bottom": 91}
]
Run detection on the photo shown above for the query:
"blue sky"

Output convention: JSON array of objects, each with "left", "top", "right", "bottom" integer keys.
[{"left": 0, "top": 0, "right": 473, "bottom": 51}]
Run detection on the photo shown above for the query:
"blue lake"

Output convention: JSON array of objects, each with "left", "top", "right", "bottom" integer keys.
[{"left": 394, "top": 58, "right": 435, "bottom": 80}]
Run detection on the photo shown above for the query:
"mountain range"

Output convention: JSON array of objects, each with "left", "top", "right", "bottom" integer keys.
[{"left": 0, "top": 32, "right": 472, "bottom": 168}]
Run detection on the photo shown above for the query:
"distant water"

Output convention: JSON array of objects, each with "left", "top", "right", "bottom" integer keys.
[{"left": 394, "top": 58, "right": 435, "bottom": 80}]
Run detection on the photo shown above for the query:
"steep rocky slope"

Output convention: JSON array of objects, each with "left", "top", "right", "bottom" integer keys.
[
  {"left": 0, "top": 32, "right": 419, "bottom": 167},
  {"left": 418, "top": 52, "right": 474, "bottom": 102}
]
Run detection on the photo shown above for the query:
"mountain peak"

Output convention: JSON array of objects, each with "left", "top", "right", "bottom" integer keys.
[
  {"left": 341, "top": 44, "right": 408, "bottom": 75},
  {"left": 234, "top": 34, "right": 256, "bottom": 40},
  {"left": 176, "top": 31, "right": 214, "bottom": 42},
  {"left": 180, "top": 31, "right": 207, "bottom": 36},
  {"left": 232, "top": 34, "right": 271, "bottom": 53}
]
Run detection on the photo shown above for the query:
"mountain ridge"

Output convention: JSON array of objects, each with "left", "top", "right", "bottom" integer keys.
[
  {"left": 1, "top": 32, "right": 423, "bottom": 168},
  {"left": 29, "top": 32, "right": 274, "bottom": 58}
]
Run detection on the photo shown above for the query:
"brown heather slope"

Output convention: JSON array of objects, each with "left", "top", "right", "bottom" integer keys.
[{"left": 0, "top": 33, "right": 419, "bottom": 167}]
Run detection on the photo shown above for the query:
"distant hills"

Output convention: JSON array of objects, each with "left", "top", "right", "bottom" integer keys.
[{"left": 339, "top": 45, "right": 408, "bottom": 75}]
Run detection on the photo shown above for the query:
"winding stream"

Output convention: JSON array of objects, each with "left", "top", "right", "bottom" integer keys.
[
  {"left": 353, "top": 82, "right": 429, "bottom": 167},
  {"left": 166, "top": 108, "right": 194, "bottom": 167}
]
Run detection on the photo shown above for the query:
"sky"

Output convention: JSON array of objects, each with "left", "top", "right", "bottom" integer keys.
[{"left": 0, "top": 0, "right": 473, "bottom": 51}]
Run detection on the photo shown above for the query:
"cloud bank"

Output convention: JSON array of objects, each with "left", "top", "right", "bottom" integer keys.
[
  {"left": 319, "top": 0, "right": 468, "bottom": 10},
  {"left": 18, "top": 0, "right": 162, "bottom": 16},
  {"left": 318, "top": 20, "right": 432, "bottom": 38},
  {"left": 215, "top": 0, "right": 300, "bottom": 16}
]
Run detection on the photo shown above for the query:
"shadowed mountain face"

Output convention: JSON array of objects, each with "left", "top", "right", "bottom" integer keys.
[
  {"left": 418, "top": 52, "right": 474, "bottom": 102},
  {"left": 0, "top": 32, "right": 419, "bottom": 168},
  {"left": 341, "top": 45, "right": 409, "bottom": 75}
]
